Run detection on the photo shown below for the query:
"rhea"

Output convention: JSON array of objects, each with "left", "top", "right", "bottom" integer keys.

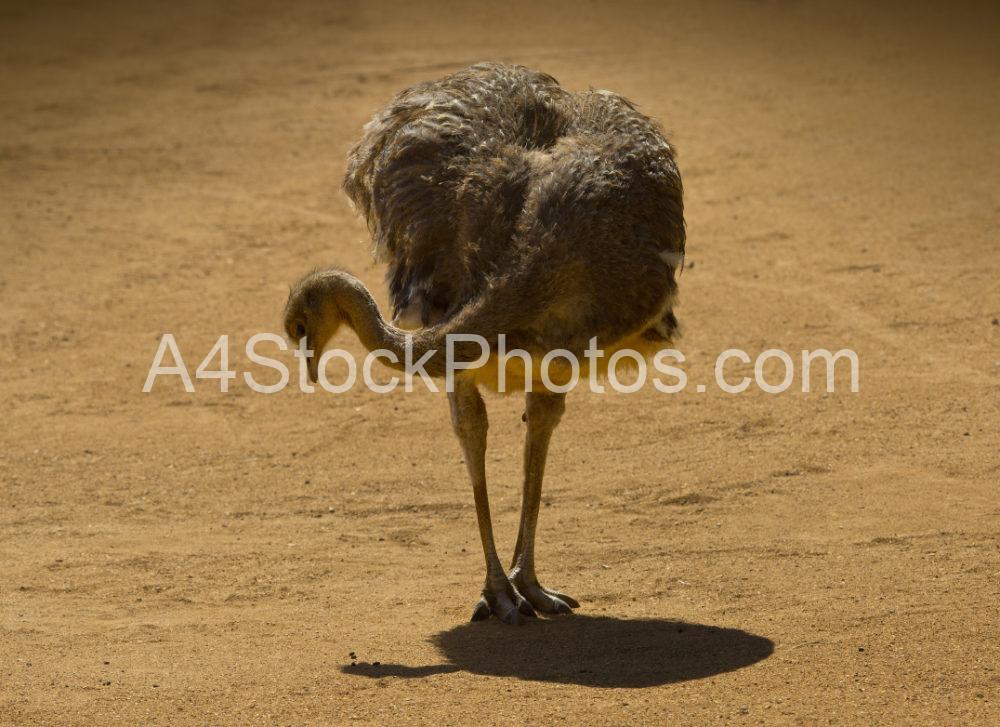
[{"left": 284, "top": 63, "right": 685, "bottom": 624}]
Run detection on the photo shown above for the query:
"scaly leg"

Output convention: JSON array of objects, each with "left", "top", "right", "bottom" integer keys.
[
  {"left": 509, "top": 390, "right": 579, "bottom": 614},
  {"left": 449, "top": 376, "right": 535, "bottom": 624}
]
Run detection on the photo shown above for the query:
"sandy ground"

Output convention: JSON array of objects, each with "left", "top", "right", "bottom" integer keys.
[{"left": 2, "top": 1, "right": 999, "bottom": 724}]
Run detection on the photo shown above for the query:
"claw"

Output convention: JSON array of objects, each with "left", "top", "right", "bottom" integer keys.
[{"left": 518, "top": 598, "right": 537, "bottom": 617}]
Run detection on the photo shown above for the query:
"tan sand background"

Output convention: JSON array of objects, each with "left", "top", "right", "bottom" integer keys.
[{"left": 1, "top": 0, "right": 998, "bottom": 724}]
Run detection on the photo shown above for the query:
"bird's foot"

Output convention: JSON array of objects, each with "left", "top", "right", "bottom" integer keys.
[
  {"left": 471, "top": 577, "right": 537, "bottom": 625},
  {"left": 508, "top": 568, "right": 579, "bottom": 615}
]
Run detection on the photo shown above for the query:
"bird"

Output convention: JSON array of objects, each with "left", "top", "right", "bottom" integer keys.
[{"left": 284, "top": 62, "right": 685, "bottom": 624}]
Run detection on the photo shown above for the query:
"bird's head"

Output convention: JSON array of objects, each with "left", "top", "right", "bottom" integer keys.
[{"left": 284, "top": 272, "right": 344, "bottom": 383}]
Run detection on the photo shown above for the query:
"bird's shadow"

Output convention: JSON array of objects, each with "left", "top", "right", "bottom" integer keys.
[{"left": 341, "top": 615, "right": 773, "bottom": 688}]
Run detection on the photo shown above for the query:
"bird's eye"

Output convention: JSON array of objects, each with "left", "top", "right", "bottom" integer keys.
[{"left": 295, "top": 322, "right": 306, "bottom": 338}]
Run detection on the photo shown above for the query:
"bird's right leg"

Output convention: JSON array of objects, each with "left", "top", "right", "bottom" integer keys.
[{"left": 449, "top": 376, "right": 536, "bottom": 625}]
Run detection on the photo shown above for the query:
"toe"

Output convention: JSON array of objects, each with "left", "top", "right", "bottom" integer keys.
[
  {"left": 488, "top": 588, "right": 519, "bottom": 625},
  {"left": 477, "top": 578, "right": 539, "bottom": 624},
  {"left": 544, "top": 589, "right": 580, "bottom": 609},
  {"left": 471, "top": 597, "right": 492, "bottom": 622},
  {"left": 496, "top": 602, "right": 523, "bottom": 625},
  {"left": 515, "top": 581, "right": 577, "bottom": 615},
  {"left": 549, "top": 596, "right": 573, "bottom": 615}
]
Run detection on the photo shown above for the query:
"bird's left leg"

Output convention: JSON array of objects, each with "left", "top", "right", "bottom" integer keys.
[
  {"left": 508, "top": 389, "right": 579, "bottom": 614},
  {"left": 449, "top": 376, "right": 535, "bottom": 624}
]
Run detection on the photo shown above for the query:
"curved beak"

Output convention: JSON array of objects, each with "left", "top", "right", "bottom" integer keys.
[
  {"left": 307, "top": 353, "right": 319, "bottom": 384},
  {"left": 297, "top": 335, "right": 320, "bottom": 384}
]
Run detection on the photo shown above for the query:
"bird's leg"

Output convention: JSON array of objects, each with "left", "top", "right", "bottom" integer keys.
[
  {"left": 449, "top": 376, "right": 535, "bottom": 624},
  {"left": 508, "top": 390, "right": 579, "bottom": 614}
]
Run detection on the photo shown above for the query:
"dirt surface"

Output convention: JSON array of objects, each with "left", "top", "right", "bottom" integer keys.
[{"left": 2, "top": 1, "right": 999, "bottom": 724}]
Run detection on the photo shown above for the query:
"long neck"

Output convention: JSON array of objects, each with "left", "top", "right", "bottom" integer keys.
[{"left": 319, "top": 271, "right": 486, "bottom": 378}]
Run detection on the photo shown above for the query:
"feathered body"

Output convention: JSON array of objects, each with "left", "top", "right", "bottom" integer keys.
[
  {"left": 342, "top": 62, "right": 685, "bottom": 386},
  {"left": 284, "top": 64, "right": 688, "bottom": 622}
]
